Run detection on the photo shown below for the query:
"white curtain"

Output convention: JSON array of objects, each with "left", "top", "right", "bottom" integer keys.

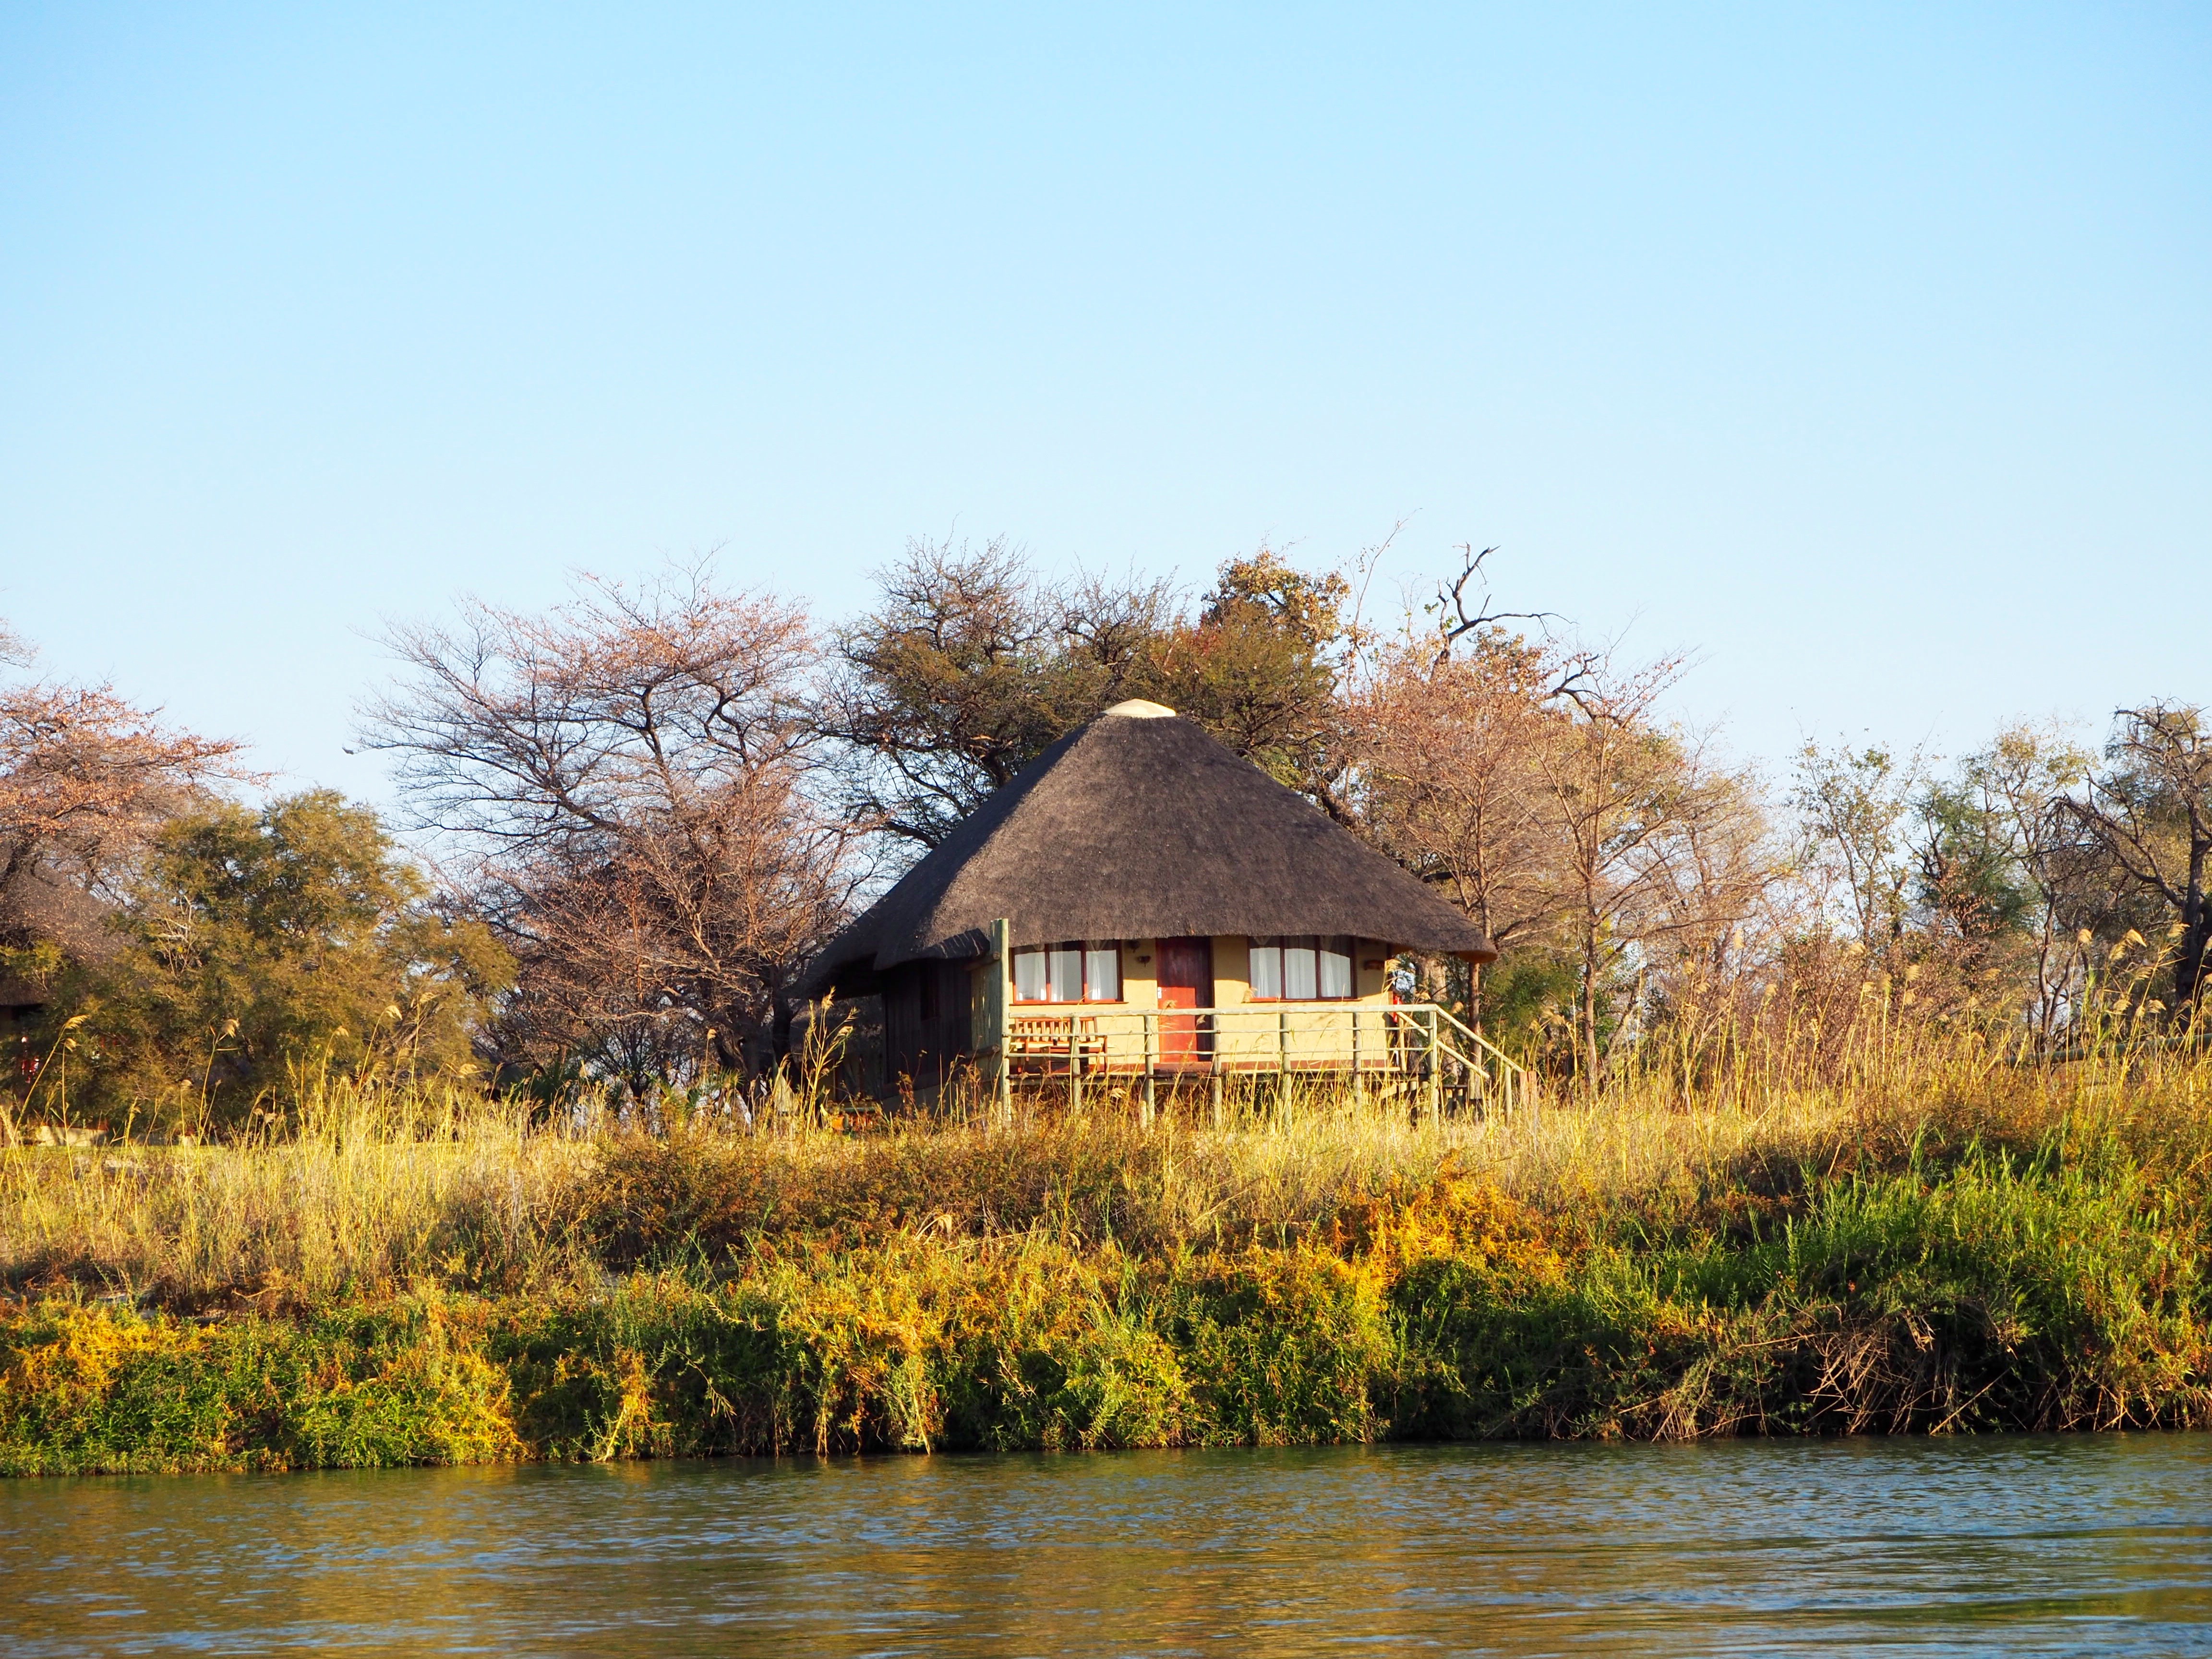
[
  {"left": 1249, "top": 938, "right": 1283, "bottom": 999},
  {"left": 1319, "top": 938, "right": 1353, "bottom": 999},
  {"left": 1014, "top": 948, "right": 1046, "bottom": 1001},
  {"left": 1047, "top": 945, "right": 1083, "bottom": 1002},
  {"left": 1084, "top": 944, "right": 1120, "bottom": 1001}
]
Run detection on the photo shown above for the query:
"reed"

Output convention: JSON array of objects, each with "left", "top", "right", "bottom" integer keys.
[
  {"left": 0, "top": 1073, "right": 594, "bottom": 1308},
  {"left": 7, "top": 1036, "right": 2211, "bottom": 1304},
  {"left": 5, "top": 1027, "right": 2212, "bottom": 1472}
]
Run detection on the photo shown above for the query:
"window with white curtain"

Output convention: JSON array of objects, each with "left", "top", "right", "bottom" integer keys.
[
  {"left": 1250, "top": 939, "right": 1284, "bottom": 999},
  {"left": 1014, "top": 949, "right": 1047, "bottom": 1001},
  {"left": 1247, "top": 936, "right": 1358, "bottom": 1000},
  {"left": 1011, "top": 941, "right": 1123, "bottom": 1002},
  {"left": 1084, "top": 944, "right": 1120, "bottom": 1002}
]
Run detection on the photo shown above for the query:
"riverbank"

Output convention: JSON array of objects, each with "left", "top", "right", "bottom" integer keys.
[{"left": 5, "top": 1054, "right": 2210, "bottom": 1474}]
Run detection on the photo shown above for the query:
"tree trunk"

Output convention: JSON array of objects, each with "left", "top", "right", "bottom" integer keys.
[
  {"left": 1579, "top": 917, "right": 1601, "bottom": 1082},
  {"left": 2182, "top": 835, "right": 2210, "bottom": 1018},
  {"left": 770, "top": 995, "right": 796, "bottom": 1066}
]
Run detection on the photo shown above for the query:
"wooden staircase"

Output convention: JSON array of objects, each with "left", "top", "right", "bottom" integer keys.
[{"left": 1386, "top": 1003, "right": 1538, "bottom": 1117}]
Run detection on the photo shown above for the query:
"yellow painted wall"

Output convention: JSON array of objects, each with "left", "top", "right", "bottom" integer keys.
[
  {"left": 1211, "top": 935, "right": 1250, "bottom": 1005},
  {"left": 990, "top": 934, "right": 1403, "bottom": 1073},
  {"left": 1120, "top": 938, "right": 1158, "bottom": 1007}
]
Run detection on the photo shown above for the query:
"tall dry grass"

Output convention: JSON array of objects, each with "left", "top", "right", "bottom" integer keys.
[
  {"left": 9, "top": 1011, "right": 2209, "bottom": 1308},
  {"left": 0, "top": 1073, "right": 594, "bottom": 1307},
  {"left": 9, "top": 1024, "right": 2212, "bottom": 1470}
]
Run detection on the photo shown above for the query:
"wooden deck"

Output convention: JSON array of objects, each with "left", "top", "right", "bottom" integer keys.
[{"left": 968, "top": 920, "right": 1534, "bottom": 1119}]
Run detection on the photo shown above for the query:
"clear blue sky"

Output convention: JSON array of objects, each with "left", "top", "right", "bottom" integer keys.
[{"left": 3, "top": 4, "right": 2206, "bottom": 802}]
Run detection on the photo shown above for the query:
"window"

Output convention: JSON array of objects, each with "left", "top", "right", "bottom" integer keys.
[
  {"left": 1085, "top": 943, "right": 1121, "bottom": 1002},
  {"left": 1014, "top": 948, "right": 1048, "bottom": 1001},
  {"left": 1248, "top": 936, "right": 1358, "bottom": 1000},
  {"left": 1250, "top": 939, "right": 1283, "bottom": 999},
  {"left": 1012, "top": 941, "right": 1123, "bottom": 1002}
]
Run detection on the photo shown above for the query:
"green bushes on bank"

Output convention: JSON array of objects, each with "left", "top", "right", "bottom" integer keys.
[
  {"left": 7, "top": 1131, "right": 2208, "bottom": 1476},
  {"left": 0, "top": 1298, "right": 516, "bottom": 1476}
]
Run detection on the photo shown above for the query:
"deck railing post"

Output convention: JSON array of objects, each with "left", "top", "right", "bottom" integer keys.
[
  {"left": 988, "top": 917, "right": 1013, "bottom": 1127},
  {"left": 1142, "top": 1011, "right": 1156, "bottom": 1128},
  {"left": 1209, "top": 1013, "right": 1223, "bottom": 1129},
  {"left": 1425, "top": 1006, "right": 1441, "bottom": 1121}
]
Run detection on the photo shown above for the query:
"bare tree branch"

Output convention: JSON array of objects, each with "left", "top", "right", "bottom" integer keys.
[
  {"left": 362, "top": 562, "right": 861, "bottom": 1084},
  {"left": 0, "top": 637, "right": 255, "bottom": 905}
]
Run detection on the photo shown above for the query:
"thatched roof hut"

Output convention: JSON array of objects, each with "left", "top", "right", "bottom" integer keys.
[{"left": 802, "top": 700, "right": 1493, "bottom": 1007}]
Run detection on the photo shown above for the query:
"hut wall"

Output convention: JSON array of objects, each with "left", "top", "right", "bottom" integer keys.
[
  {"left": 986, "top": 935, "right": 1406, "bottom": 1076},
  {"left": 882, "top": 959, "right": 974, "bottom": 1093},
  {"left": 1119, "top": 939, "right": 1157, "bottom": 1008},
  {"left": 1210, "top": 935, "right": 1250, "bottom": 1005}
]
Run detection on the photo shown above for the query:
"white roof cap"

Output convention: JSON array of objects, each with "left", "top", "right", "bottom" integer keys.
[{"left": 1103, "top": 698, "right": 1178, "bottom": 719}]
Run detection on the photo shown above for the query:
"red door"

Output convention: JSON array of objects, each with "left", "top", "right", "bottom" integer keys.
[{"left": 1155, "top": 937, "right": 1213, "bottom": 1066}]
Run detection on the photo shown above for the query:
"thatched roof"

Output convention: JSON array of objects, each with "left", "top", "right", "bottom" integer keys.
[{"left": 800, "top": 700, "right": 1495, "bottom": 998}]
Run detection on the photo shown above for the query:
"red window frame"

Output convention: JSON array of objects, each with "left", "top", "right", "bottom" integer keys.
[
  {"left": 1012, "top": 940, "right": 1123, "bottom": 1004},
  {"left": 1246, "top": 935, "right": 1360, "bottom": 1001}
]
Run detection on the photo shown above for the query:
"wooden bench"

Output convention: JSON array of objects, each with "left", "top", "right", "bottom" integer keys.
[{"left": 1006, "top": 1014, "right": 1107, "bottom": 1075}]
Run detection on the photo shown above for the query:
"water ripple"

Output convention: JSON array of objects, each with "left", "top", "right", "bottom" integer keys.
[{"left": 4, "top": 1436, "right": 2211, "bottom": 1656}]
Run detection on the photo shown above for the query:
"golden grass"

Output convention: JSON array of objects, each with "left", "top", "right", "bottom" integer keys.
[
  {"left": 11, "top": 1033, "right": 2212, "bottom": 1469},
  {"left": 0, "top": 1078, "right": 594, "bottom": 1306},
  {"left": 7, "top": 1025, "right": 2211, "bottom": 1309}
]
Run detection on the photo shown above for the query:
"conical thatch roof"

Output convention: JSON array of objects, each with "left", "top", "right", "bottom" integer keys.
[{"left": 800, "top": 700, "right": 1494, "bottom": 998}]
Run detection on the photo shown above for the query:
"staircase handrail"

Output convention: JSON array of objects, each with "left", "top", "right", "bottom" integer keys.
[{"left": 1386, "top": 1003, "right": 1539, "bottom": 1115}]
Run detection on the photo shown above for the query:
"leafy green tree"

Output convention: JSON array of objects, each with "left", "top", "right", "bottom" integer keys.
[
  {"left": 1915, "top": 781, "right": 2035, "bottom": 949},
  {"left": 29, "top": 792, "right": 511, "bottom": 1128},
  {"left": 1907, "top": 724, "right": 2093, "bottom": 1038},
  {"left": 1130, "top": 547, "right": 1350, "bottom": 807},
  {"left": 825, "top": 538, "right": 1354, "bottom": 849},
  {"left": 822, "top": 538, "right": 1139, "bottom": 846}
]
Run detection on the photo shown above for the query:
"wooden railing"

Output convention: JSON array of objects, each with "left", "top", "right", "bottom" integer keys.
[
  {"left": 973, "top": 919, "right": 1535, "bottom": 1121},
  {"left": 1416, "top": 1002, "right": 1539, "bottom": 1117},
  {"left": 987, "top": 1000, "right": 1536, "bottom": 1119}
]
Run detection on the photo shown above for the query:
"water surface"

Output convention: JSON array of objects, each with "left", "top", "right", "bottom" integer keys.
[{"left": 5, "top": 1436, "right": 2211, "bottom": 1656}]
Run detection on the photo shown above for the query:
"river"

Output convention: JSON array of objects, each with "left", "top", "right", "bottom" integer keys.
[{"left": 5, "top": 1436, "right": 2210, "bottom": 1655}]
